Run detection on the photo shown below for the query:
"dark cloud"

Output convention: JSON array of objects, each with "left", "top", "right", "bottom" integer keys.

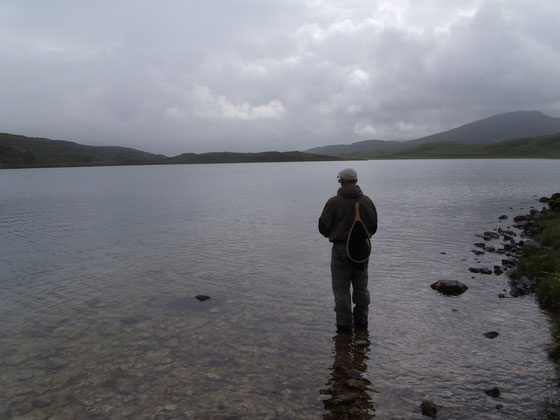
[{"left": 0, "top": 0, "right": 559, "bottom": 155}]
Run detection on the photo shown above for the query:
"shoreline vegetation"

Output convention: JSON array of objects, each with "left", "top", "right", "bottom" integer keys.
[
  {"left": 515, "top": 194, "right": 560, "bottom": 357},
  {"left": 513, "top": 194, "right": 560, "bottom": 418}
]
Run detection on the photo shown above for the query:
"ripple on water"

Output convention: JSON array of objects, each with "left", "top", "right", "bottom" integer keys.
[{"left": 1, "top": 161, "right": 559, "bottom": 418}]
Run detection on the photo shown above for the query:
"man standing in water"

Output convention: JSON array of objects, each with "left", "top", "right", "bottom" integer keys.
[{"left": 319, "top": 168, "right": 377, "bottom": 333}]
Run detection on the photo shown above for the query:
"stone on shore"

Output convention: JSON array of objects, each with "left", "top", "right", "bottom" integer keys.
[
  {"left": 484, "top": 231, "right": 500, "bottom": 239},
  {"left": 549, "top": 193, "right": 560, "bottom": 211},
  {"left": 431, "top": 280, "right": 468, "bottom": 296},
  {"left": 509, "top": 276, "right": 534, "bottom": 297},
  {"left": 523, "top": 240, "right": 542, "bottom": 250}
]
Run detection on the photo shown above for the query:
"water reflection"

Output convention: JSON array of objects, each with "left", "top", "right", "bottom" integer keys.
[{"left": 321, "top": 329, "right": 375, "bottom": 419}]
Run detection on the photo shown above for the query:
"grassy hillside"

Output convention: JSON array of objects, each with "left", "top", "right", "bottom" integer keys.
[
  {"left": 0, "top": 133, "right": 165, "bottom": 168},
  {"left": 342, "top": 133, "right": 560, "bottom": 160},
  {"left": 165, "top": 151, "right": 341, "bottom": 164},
  {"left": 0, "top": 132, "right": 342, "bottom": 169}
]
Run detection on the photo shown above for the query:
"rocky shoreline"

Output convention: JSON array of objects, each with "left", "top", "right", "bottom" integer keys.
[
  {"left": 427, "top": 193, "right": 560, "bottom": 417},
  {"left": 468, "top": 193, "right": 560, "bottom": 298},
  {"left": 431, "top": 193, "right": 559, "bottom": 298}
]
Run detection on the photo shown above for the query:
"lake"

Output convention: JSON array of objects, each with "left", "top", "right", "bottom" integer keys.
[{"left": 1, "top": 159, "right": 560, "bottom": 419}]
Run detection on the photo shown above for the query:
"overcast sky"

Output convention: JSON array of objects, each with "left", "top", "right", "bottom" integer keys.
[{"left": 1, "top": 1, "right": 559, "bottom": 155}]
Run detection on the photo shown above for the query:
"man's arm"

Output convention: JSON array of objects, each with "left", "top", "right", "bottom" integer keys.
[
  {"left": 318, "top": 217, "right": 330, "bottom": 237},
  {"left": 318, "top": 202, "right": 332, "bottom": 238}
]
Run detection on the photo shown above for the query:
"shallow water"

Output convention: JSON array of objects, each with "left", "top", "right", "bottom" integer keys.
[{"left": 1, "top": 159, "right": 560, "bottom": 419}]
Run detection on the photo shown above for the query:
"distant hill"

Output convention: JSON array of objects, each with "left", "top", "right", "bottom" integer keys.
[
  {"left": 305, "top": 139, "right": 407, "bottom": 155},
  {"left": 305, "top": 111, "right": 560, "bottom": 155},
  {"left": 0, "top": 133, "right": 165, "bottom": 168},
  {"left": 0, "top": 133, "right": 341, "bottom": 169},
  {"left": 341, "top": 132, "right": 560, "bottom": 160},
  {"left": 406, "top": 111, "right": 560, "bottom": 146},
  {"left": 165, "top": 151, "right": 341, "bottom": 164}
]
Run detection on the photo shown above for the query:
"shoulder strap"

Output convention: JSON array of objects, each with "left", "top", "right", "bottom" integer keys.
[{"left": 354, "top": 202, "right": 362, "bottom": 223}]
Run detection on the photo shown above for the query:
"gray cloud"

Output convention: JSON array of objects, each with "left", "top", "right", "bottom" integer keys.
[{"left": 1, "top": 0, "right": 559, "bottom": 155}]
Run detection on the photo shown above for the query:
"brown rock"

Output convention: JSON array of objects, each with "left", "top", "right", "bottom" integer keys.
[
  {"left": 431, "top": 280, "right": 468, "bottom": 296},
  {"left": 421, "top": 400, "right": 437, "bottom": 417},
  {"left": 484, "top": 387, "right": 501, "bottom": 398}
]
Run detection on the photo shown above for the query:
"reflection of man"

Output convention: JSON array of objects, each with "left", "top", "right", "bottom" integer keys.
[
  {"left": 321, "top": 330, "right": 374, "bottom": 419},
  {"left": 319, "top": 168, "right": 377, "bottom": 333}
]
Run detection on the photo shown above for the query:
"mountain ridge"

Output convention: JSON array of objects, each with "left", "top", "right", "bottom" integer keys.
[
  {"left": 305, "top": 111, "right": 560, "bottom": 155},
  {"left": 340, "top": 132, "right": 560, "bottom": 159},
  {"left": 2, "top": 110, "right": 559, "bottom": 168}
]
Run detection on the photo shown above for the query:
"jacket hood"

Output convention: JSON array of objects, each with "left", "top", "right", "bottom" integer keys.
[{"left": 337, "top": 184, "right": 363, "bottom": 199}]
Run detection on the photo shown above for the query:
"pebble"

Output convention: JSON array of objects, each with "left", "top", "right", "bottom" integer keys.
[{"left": 484, "top": 387, "right": 501, "bottom": 398}]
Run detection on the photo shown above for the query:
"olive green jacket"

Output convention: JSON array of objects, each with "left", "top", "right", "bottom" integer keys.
[{"left": 318, "top": 185, "right": 377, "bottom": 243}]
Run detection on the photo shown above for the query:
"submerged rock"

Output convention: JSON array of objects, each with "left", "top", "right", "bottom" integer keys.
[
  {"left": 345, "top": 378, "right": 367, "bottom": 389},
  {"left": 484, "top": 231, "right": 500, "bottom": 239},
  {"left": 431, "top": 280, "right": 468, "bottom": 296},
  {"left": 346, "top": 369, "right": 363, "bottom": 380},
  {"left": 421, "top": 400, "right": 438, "bottom": 418},
  {"left": 195, "top": 295, "right": 211, "bottom": 301},
  {"left": 484, "top": 387, "right": 501, "bottom": 398},
  {"left": 483, "top": 331, "right": 499, "bottom": 339}
]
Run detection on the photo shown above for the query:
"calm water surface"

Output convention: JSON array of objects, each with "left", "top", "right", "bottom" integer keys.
[{"left": 1, "top": 159, "right": 560, "bottom": 419}]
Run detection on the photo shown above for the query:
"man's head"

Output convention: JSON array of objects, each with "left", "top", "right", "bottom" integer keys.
[{"left": 337, "top": 168, "right": 358, "bottom": 186}]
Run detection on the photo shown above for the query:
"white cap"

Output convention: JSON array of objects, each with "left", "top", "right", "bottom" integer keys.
[{"left": 337, "top": 168, "right": 357, "bottom": 180}]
